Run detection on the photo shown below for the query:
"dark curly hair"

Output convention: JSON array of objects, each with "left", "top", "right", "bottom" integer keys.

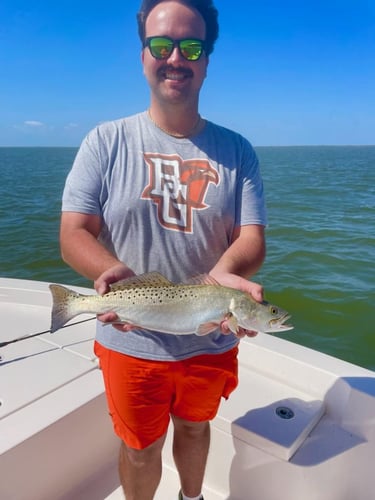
[{"left": 137, "top": 0, "right": 219, "bottom": 55}]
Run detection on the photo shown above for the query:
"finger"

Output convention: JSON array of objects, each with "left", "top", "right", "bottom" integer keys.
[
  {"left": 113, "top": 323, "right": 135, "bottom": 332},
  {"left": 248, "top": 283, "right": 264, "bottom": 303},
  {"left": 97, "top": 312, "right": 119, "bottom": 323},
  {"left": 245, "top": 330, "right": 258, "bottom": 338},
  {"left": 219, "top": 320, "right": 232, "bottom": 335},
  {"left": 97, "top": 313, "right": 136, "bottom": 333},
  {"left": 234, "top": 328, "right": 258, "bottom": 339},
  {"left": 94, "top": 278, "right": 111, "bottom": 295}
]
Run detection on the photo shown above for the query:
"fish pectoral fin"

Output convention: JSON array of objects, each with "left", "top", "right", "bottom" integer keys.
[
  {"left": 110, "top": 272, "right": 173, "bottom": 290},
  {"left": 196, "top": 322, "right": 220, "bottom": 336}
]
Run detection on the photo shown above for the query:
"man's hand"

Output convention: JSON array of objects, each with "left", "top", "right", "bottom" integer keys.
[
  {"left": 94, "top": 263, "right": 137, "bottom": 332},
  {"left": 94, "top": 263, "right": 135, "bottom": 294},
  {"left": 209, "top": 271, "right": 264, "bottom": 338}
]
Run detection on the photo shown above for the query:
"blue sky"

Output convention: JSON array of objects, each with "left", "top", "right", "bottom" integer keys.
[{"left": 1, "top": 0, "right": 374, "bottom": 146}]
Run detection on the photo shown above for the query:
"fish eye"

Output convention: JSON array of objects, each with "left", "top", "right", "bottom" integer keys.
[{"left": 270, "top": 306, "right": 278, "bottom": 315}]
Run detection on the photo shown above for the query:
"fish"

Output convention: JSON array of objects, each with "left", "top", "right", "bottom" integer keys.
[{"left": 49, "top": 272, "right": 293, "bottom": 335}]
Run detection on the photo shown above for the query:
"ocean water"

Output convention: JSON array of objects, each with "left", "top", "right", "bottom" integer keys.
[{"left": 1, "top": 146, "right": 374, "bottom": 370}]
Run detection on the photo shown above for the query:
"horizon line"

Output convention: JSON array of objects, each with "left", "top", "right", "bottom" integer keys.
[{"left": 1, "top": 144, "right": 374, "bottom": 149}]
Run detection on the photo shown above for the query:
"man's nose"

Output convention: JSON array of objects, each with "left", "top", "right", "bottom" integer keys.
[{"left": 167, "top": 45, "right": 184, "bottom": 63}]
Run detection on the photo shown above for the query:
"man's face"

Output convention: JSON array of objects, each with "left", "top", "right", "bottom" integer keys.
[{"left": 142, "top": 1, "right": 209, "bottom": 107}]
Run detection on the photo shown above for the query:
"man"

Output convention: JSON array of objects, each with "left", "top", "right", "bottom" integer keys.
[{"left": 60, "top": 1, "right": 267, "bottom": 499}]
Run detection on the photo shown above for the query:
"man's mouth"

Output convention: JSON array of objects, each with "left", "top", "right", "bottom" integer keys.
[
  {"left": 159, "top": 67, "right": 193, "bottom": 81},
  {"left": 166, "top": 72, "right": 186, "bottom": 81}
]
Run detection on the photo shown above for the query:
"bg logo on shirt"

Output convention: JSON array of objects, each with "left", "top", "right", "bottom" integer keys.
[{"left": 142, "top": 153, "right": 219, "bottom": 233}]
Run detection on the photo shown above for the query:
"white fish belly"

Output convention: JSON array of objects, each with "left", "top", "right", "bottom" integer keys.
[{"left": 114, "top": 297, "right": 228, "bottom": 335}]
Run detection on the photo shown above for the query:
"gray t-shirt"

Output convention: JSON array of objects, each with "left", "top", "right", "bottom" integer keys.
[{"left": 62, "top": 111, "right": 267, "bottom": 360}]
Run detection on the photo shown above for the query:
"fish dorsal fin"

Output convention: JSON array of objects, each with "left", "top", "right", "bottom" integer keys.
[
  {"left": 183, "top": 274, "right": 220, "bottom": 286},
  {"left": 110, "top": 272, "right": 174, "bottom": 290}
]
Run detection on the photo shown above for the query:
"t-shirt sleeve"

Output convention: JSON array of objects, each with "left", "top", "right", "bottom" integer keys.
[
  {"left": 235, "top": 139, "right": 267, "bottom": 226},
  {"left": 62, "top": 129, "right": 105, "bottom": 215}
]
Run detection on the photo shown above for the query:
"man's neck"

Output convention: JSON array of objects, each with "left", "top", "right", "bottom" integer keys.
[{"left": 148, "top": 102, "right": 202, "bottom": 138}]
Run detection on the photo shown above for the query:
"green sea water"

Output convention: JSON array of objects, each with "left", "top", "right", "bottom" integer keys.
[{"left": 1, "top": 146, "right": 374, "bottom": 370}]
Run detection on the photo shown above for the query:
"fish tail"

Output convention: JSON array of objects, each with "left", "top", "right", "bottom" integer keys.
[{"left": 49, "top": 284, "right": 83, "bottom": 333}]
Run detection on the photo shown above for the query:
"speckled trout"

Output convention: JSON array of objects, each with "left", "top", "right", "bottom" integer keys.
[{"left": 49, "top": 272, "right": 293, "bottom": 335}]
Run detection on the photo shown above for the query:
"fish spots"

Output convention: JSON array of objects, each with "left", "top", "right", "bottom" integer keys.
[{"left": 116, "top": 286, "right": 173, "bottom": 305}]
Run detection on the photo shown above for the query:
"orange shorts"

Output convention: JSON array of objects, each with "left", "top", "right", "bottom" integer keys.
[{"left": 94, "top": 341, "right": 238, "bottom": 450}]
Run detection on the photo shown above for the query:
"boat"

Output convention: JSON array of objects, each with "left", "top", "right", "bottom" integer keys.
[{"left": 1, "top": 277, "right": 374, "bottom": 500}]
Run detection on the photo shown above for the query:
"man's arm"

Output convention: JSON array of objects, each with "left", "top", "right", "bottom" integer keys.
[
  {"left": 60, "top": 212, "right": 136, "bottom": 328},
  {"left": 210, "top": 224, "right": 266, "bottom": 295},
  {"left": 209, "top": 224, "right": 266, "bottom": 337},
  {"left": 60, "top": 212, "right": 134, "bottom": 288}
]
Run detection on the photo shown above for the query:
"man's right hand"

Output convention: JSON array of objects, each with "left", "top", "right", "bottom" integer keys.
[{"left": 94, "top": 263, "right": 137, "bottom": 332}]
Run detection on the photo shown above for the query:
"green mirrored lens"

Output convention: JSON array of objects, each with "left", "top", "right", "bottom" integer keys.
[
  {"left": 179, "top": 40, "right": 203, "bottom": 60},
  {"left": 149, "top": 37, "right": 174, "bottom": 58}
]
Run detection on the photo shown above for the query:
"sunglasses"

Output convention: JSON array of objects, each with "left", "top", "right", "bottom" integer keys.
[{"left": 144, "top": 36, "right": 206, "bottom": 61}]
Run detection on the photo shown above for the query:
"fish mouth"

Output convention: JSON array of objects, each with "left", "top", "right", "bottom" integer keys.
[{"left": 270, "top": 314, "right": 294, "bottom": 331}]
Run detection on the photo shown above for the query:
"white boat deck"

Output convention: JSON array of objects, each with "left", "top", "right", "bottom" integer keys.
[{"left": 1, "top": 278, "right": 374, "bottom": 500}]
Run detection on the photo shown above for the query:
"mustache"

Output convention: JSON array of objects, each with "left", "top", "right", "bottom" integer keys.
[{"left": 157, "top": 65, "right": 194, "bottom": 78}]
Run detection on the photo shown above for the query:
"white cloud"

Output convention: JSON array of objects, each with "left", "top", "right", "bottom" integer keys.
[
  {"left": 24, "top": 120, "right": 44, "bottom": 127},
  {"left": 64, "top": 122, "right": 79, "bottom": 130}
]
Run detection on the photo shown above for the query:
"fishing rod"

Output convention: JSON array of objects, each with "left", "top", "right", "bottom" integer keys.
[{"left": 0, "top": 317, "right": 96, "bottom": 348}]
